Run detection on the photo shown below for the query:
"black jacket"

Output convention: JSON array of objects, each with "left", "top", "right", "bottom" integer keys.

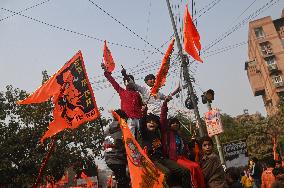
[{"left": 104, "top": 121, "right": 127, "bottom": 165}]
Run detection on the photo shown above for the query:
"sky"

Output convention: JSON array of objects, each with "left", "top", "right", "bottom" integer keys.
[{"left": 1, "top": 0, "right": 284, "bottom": 120}]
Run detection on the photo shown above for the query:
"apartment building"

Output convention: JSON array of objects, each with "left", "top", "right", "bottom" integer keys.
[{"left": 245, "top": 9, "right": 284, "bottom": 115}]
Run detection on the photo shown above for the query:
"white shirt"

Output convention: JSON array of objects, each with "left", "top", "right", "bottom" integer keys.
[{"left": 133, "top": 83, "right": 166, "bottom": 116}]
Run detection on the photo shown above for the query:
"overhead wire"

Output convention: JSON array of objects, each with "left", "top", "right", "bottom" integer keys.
[
  {"left": 202, "top": 0, "right": 280, "bottom": 53},
  {"left": 0, "top": 7, "right": 155, "bottom": 53},
  {"left": 87, "top": 0, "right": 164, "bottom": 55},
  {"left": 0, "top": 0, "right": 52, "bottom": 23},
  {"left": 228, "top": 0, "right": 258, "bottom": 27},
  {"left": 90, "top": 34, "right": 174, "bottom": 82},
  {"left": 144, "top": 0, "right": 152, "bottom": 53}
]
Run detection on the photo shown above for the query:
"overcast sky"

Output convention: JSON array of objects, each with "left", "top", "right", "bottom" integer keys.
[{"left": 1, "top": 0, "right": 284, "bottom": 119}]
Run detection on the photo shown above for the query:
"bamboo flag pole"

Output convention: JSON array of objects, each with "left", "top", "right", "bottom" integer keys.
[{"left": 32, "top": 137, "right": 57, "bottom": 188}]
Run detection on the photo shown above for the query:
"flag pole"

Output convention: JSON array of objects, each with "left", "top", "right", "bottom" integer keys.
[
  {"left": 32, "top": 137, "right": 57, "bottom": 188},
  {"left": 165, "top": 0, "right": 205, "bottom": 137},
  {"left": 98, "top": 117, "right": 105, "bottom": 134}
]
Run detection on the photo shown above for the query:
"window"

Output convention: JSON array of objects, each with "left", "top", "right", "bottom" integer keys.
[
  {"left": 260, "top": 42, "right": 273, "bottom": 56},
  {"left": 265, "top": 56, "right": 276, "bottom": 65},
  {"left": 272, "top": 75, "right": 283, "bottom": 84},
  {"left": 254, "top": 27, "right": 265, "bottom": 38}
]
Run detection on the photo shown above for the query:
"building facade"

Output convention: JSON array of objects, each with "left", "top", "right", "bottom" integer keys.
[{"left": 245, "top": 9, "right": 284, "bottom": 116}]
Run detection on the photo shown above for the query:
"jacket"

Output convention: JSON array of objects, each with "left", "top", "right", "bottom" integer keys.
[
  {"left": 104, "top": 72, "right": 143, "bottom": 119},
  {"left": 241, "top": 175, "right": 253, "bottom": 188},
  {"left": 160, "top": 101, "right": 206, "bottom": 188},
  {"left": 261, "top": 168, "right": 275, "bottom": 188},
  {"left": 104, "top": 121, "right": 127, "bottom": 165},
  {"left": 160, "top": 101, "right": 188, "bottom": 161},
  {"left": 200, "top": 153, "right": 229, "bottom": 188}
]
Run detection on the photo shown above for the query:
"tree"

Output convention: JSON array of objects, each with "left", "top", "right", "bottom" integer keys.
[{"left": 0, "top": 71, "right": 109, "bottom": 186}]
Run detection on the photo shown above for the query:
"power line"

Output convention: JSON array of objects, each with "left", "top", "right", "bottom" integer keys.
[
  {"left": 0, "top": 0, "right": 51, "bottom": 23},
  {"left": 193, "top": 0, "right": 223, "bottom": 22},
  {"left": 144, "top": 0, "right": 152, "bottom": 52},
  {"left": 90, "top": 35, "right": 174, "bottom": 81},
  {"left": 201, "top": 0, "right": 280, "bottom": 53},
  {"left": 91, "top": 39, "right": 246, "bottom": 88},
  {"left": 229, "top": 0, "right": 258, "bottom": 27},
  {"left": 0, "top": 7, "right": 155, "bottom": 53},
  {"left": 87, "top": 0, "right": 164, "bottom": 55}
]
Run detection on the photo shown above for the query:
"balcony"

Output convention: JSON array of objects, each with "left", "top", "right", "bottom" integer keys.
[
  {"left": 254, "top": 88, "right": 265, "bottom": 96},
  {"left": 268, "top": 64, "right": 281, "bottom": 75},
  {"left": 273, "top": 82, "right": 284, "bottom": 88}
]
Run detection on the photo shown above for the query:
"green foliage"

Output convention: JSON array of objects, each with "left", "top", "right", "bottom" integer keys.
[
  {"left": 0, "top": 72, "right": 109, "bottom": 186},
  {"left": 219, "top": 102, "right": 284, "bottom": 160}
]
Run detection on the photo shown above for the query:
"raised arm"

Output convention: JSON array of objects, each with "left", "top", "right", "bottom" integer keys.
[
  {"left": 102, "top": 63, "right": 123, "bottom": 93},
  {"left": 121, "top": 66, "right": 147, "bottom": 95},
  {"left": 160, "top": 96, "right": 171, "bottom": 133}
]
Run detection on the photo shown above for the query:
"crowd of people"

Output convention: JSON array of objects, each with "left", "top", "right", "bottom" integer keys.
[{"left": 101, "top": 64, "right": 284, "bottom": 188}]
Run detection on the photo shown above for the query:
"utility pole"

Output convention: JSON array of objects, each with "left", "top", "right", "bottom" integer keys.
[
  {"left": 165, "top": 0, "right": 205, "bottom": 137},
  {"left": 206, "top": 101, "right": 225, "bottom": 166}
]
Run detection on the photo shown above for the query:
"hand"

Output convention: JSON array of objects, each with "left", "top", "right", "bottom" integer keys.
[
  {"left": 165, "top": 95, "right": 172, "bottom": 102},
  {"left": 121, "top": 67, "right": 127, "bottom": 76},
  {"left": 101, "top": 63, "right": 107, "bottom": 72},
  {"left": 141, "top": 105, "right": 148, "bottom": 115}
]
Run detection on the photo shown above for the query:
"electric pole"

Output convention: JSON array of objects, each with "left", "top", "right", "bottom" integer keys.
[{"left": 165, "top": 0, "right": 205, "bottom": 137}]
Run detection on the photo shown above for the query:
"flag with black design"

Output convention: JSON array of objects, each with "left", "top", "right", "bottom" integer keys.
[{"left": 18, "top": 51, "right": 100, "bottom": 142}]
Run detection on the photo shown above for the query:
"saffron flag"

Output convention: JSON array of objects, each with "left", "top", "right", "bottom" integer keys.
[
  {"left": 18, "top": 51, "right": 100, "bottom": 143},
  {"left": 103, "top": 40, "right": 115, "bottom": 72},
  {"left": 81, "top": 172, "right": 93, "bottom": 187},
  {"left": 183, "top": 4, "right": 203, "bottom": 63},
  {"left": 112, "top": 111, "right": 165, "bottom": 188},
  {"left": 150, "top": 38, "right": 175, "bottom": 96}
]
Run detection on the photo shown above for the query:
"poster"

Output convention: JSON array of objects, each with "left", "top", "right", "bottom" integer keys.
[
  {"left": 204, "top": 108, "right": 224, "bottom": 137},
  {"left": 223, "top": 139, "right": 249, "bottom": 168}
]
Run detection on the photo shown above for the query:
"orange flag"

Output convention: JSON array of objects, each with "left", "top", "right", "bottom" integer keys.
[
  {"left": 150, "top": 38, "right": 175, "bottom": 96},
  {"left": 18, "top": 51, "right": 100, "bottom": 143},
  {"left": 183, "top": 4, "right": 203, "bottom": 63},
  {"left": 103, "top": 40, "right": 115, "bottom": 72},
  {"left": 112, "top": 111, "right": 165, "bottom": 188},
  {"left": 81, "top": 172, "right": 93, "bottom": 187}
]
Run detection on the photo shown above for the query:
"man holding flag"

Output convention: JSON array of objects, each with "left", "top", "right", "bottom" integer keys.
[
  {"left": 121, "top": 39, "right": 180, "bottom": 116},
  {"left": 102, "top": 42, "right": 145, "bottom": 138}
]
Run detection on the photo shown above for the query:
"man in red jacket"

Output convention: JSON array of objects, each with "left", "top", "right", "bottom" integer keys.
[{"left": 102, "top": 64, "right": 144, "bottom": 138}]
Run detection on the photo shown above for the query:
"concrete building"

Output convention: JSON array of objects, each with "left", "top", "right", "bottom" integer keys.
[{"left": 245, "top": 9, "right": 284, "bottom": 115}]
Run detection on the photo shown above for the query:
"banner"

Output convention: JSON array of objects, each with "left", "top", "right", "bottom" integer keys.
[
  {"left": 112, "top": 111, "right": 165, "bottom": 188},
  {"left": 204, "top": 108, "right": 223, "bottom": 137},
  {"left": 222, "top": 139, "right": 249, "bottom": 168},
  {"left": 18, "top": 51, "right": 100, "bottom": 142},
  {"left": 151, "top": 38, "right": 175, "bottom": 96}
]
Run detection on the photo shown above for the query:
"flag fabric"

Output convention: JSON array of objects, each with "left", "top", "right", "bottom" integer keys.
[
  {"left": 81, "top": 172, "right": 93, "bottom": 187},
  {"left": 18, "top": 51, "right": 100, "bottom": 143},
  {"left": 112, "top": 111, "right": 165, "bottom": 188},
  {"left": 183, "top": 4, "right": 203, "bottom": 63},
  {"left": 103, "top": 40, "right": 115, "bottom": 72},
  {"left": 150, "top": 38, "right": 175, "bottom": 96}
]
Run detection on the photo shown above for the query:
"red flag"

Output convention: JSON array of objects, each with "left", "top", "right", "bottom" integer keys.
[
  {"left": 112, "top": 111, "right": 165, "bottom": 188},
  {"left": 103, "top": 40, "right": 115, "bottom": 72},
  {"left": 81, "top": 172, "right": 93, "bottom": 187},
  {"left": 151, "top": 38, "right": 175, "bottom": 96},
  {"left": 18, "top": 51, "right": 100, "bottom": 143},
  {"left": 183, "top": 4, "right": 203, "bottom": 63}
]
